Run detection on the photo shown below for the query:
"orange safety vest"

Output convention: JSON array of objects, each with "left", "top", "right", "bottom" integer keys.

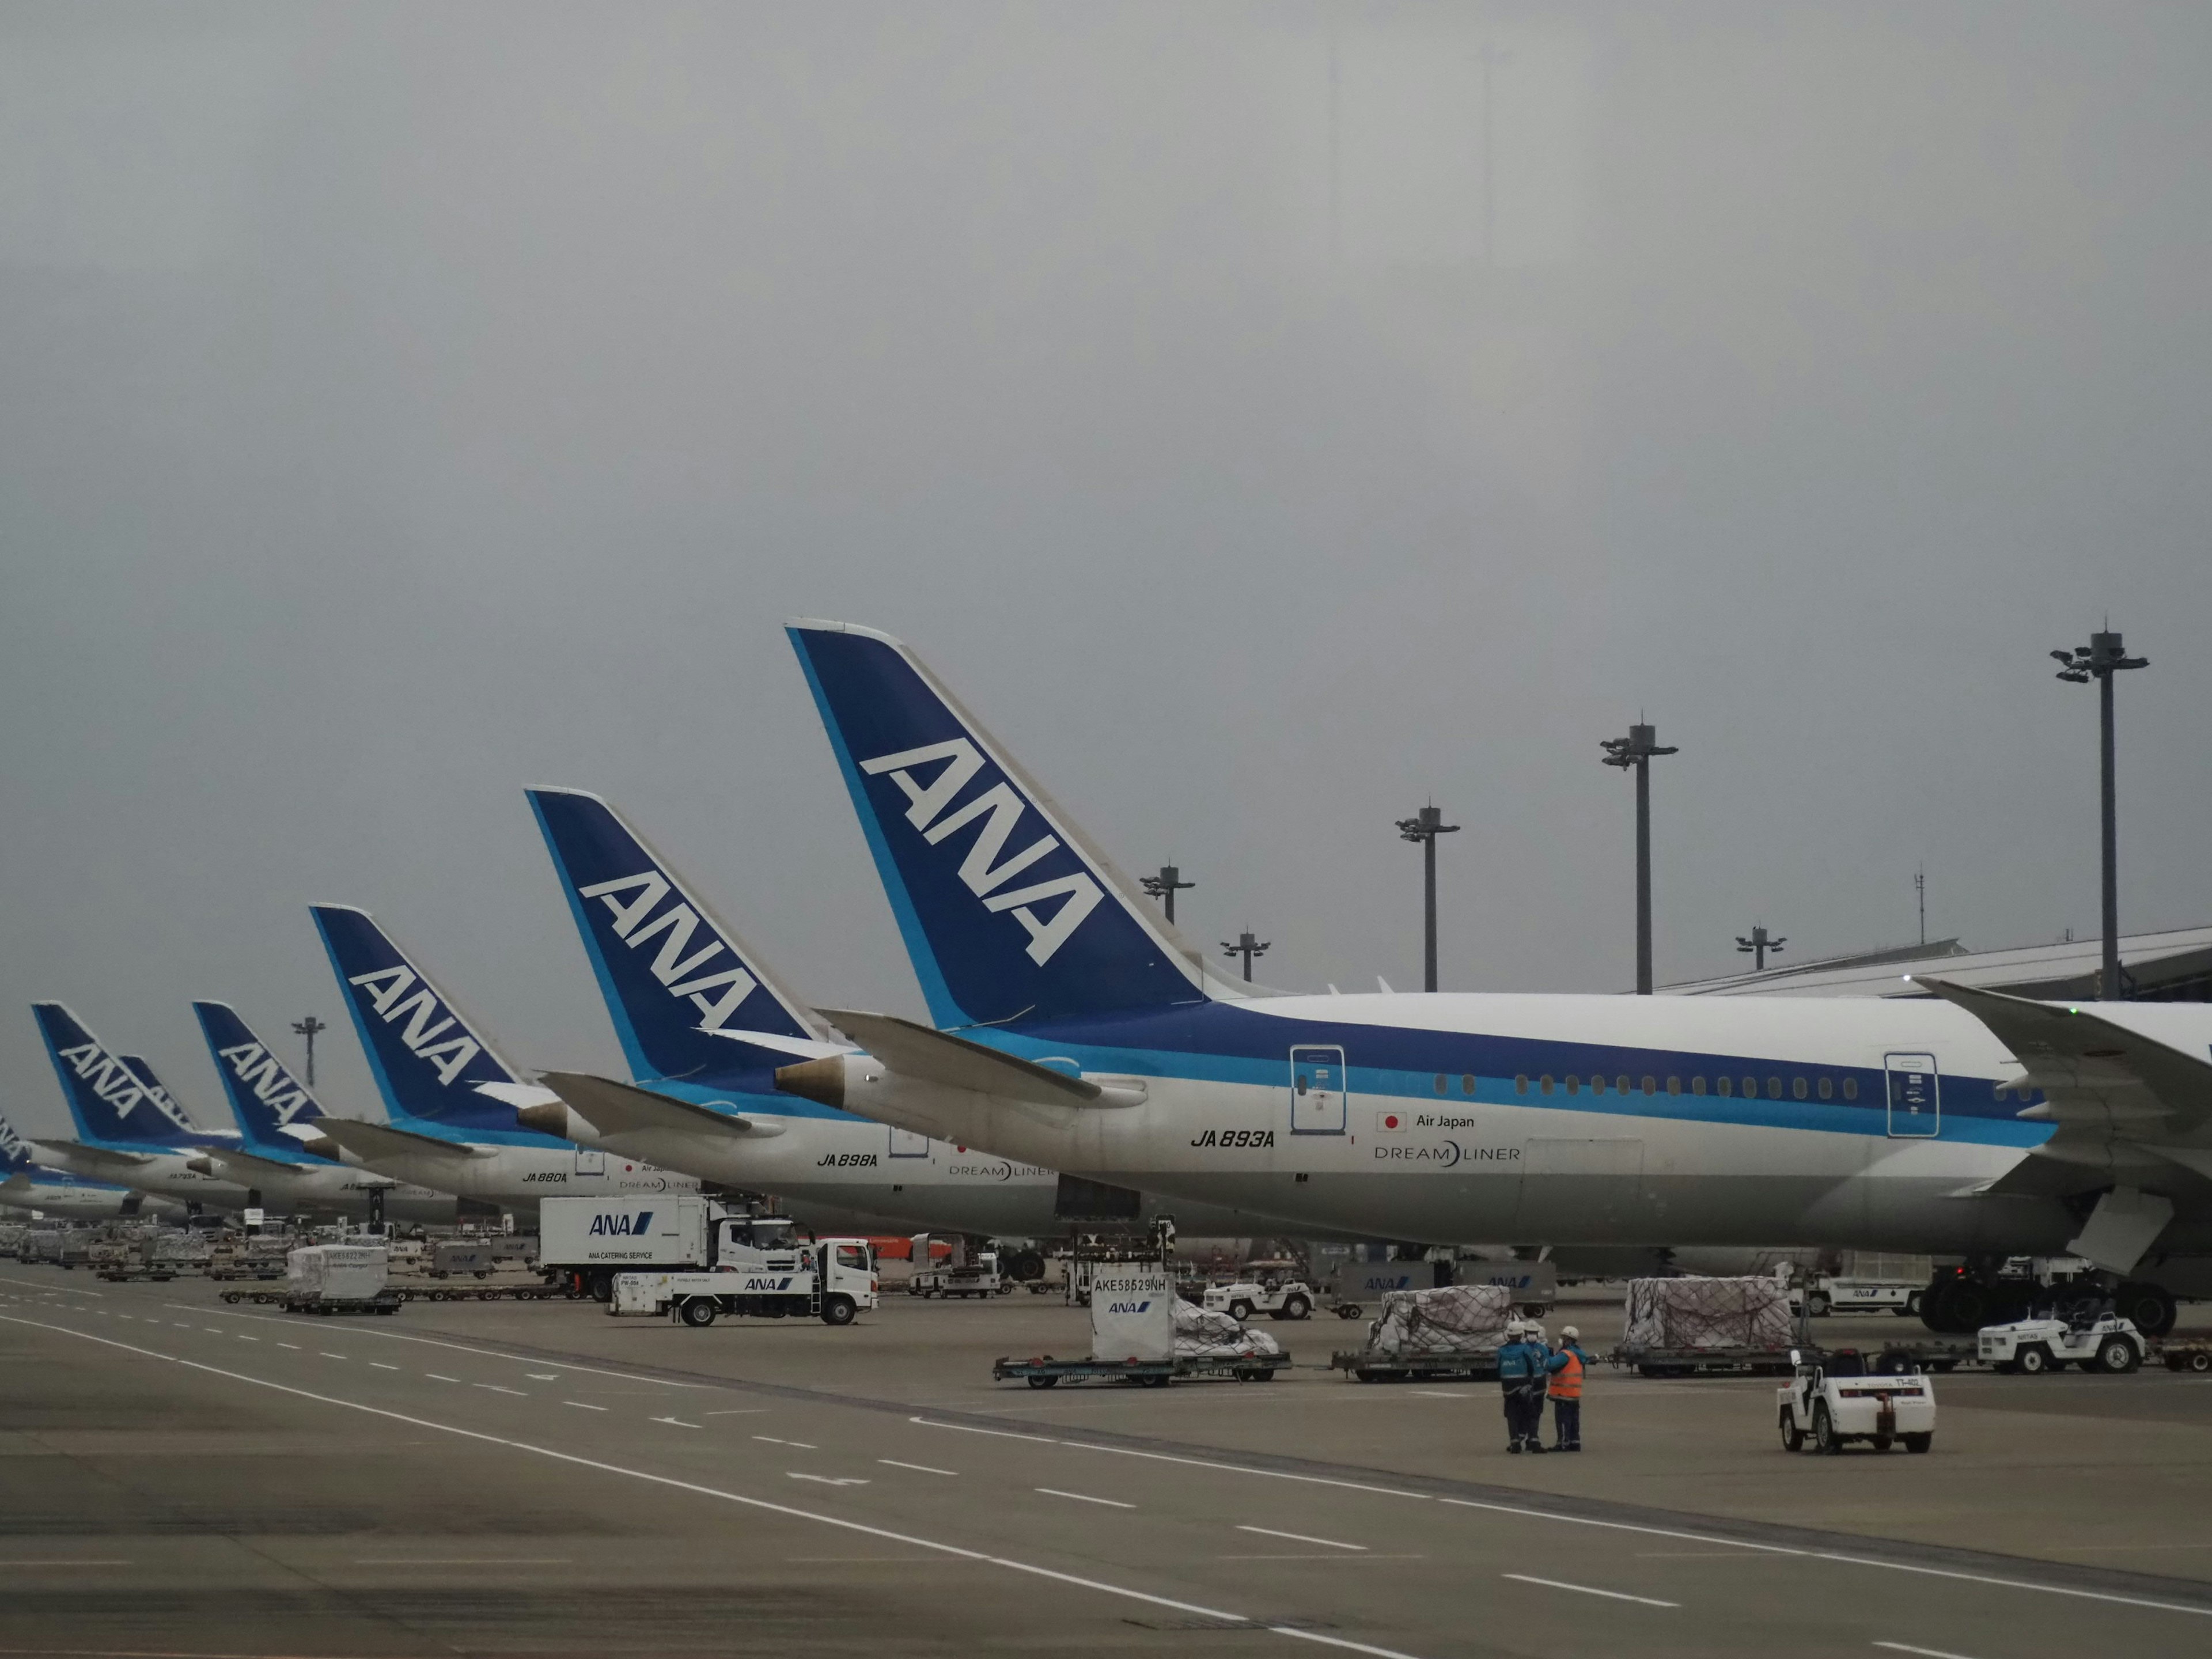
[{"left": 1548, "top": 1349, "right": 1584, "bottom": 1400}]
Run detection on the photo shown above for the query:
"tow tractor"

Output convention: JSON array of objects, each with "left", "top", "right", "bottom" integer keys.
[
  {"left": 1977, "top": 1312, "right": 2143, "bottom": 1374},
  {"left": 1778, "top": 1347, "right": 1936, "bottom": 1453},
  {"left": 1202, "top": 1275, "right": 1315, "bottom": 1322}
]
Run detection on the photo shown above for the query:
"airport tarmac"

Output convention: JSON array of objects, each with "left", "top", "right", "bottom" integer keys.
[{"left": 3, "top": 1268, "right": 2209, "bottom": 1658}]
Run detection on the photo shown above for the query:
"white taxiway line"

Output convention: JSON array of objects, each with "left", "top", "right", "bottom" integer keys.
[
  {"left": 563, "top": 1401, "right": 607, "bottom": 1412},
  {"left": 158, "top": 1301, "right": 699, "bottom": 1388},
  {"left": 1237, "top": 1526, "right": 1366, "bottom": 1552},
  {"left": 879, "top": 1460, "right": 958, "bottom": 1476},
  {"left": 1037, "top": 1488, "right": 1134, "bottom": 1510},
  {"left": 1271, "top": 1631, "right": 1434, "bottom": 1659},
  {"left": 914, "top": 1418, "right": 2212, "bottom": 1623},
  {"left": 1502, "top": 1574, "right": 1678, "bottom": 1608},
  {"left": 0, "top": 1315, "right": 1314, "bottom": 1640},
  {"left": 1874, "top": 1645, "right": 1982, "bottom": 1659}
]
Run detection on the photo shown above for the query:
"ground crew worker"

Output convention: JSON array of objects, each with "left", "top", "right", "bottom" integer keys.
[
  {"left": 1546, "top": 1325, "right": 1587, "bottom": 1451},
  {"left": 1497, "top": 1321, "right": 1548, "bottom": 1453}
]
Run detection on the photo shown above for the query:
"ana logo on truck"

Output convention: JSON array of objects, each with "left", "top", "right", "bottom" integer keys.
[
  {"left": 742, "top": 1275, "right": 795, "bottom": 1292},
  {"left": 1106, "top": 1300, "right": 1153, "bottom": 1313},
  {"left": 588, "top": 1211, "right": 654, "bottom": 1236}
]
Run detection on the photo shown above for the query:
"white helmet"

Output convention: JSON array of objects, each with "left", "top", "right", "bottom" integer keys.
[{"left": 1561, "top": 1325, "right": 1580, "bottom": 1340}]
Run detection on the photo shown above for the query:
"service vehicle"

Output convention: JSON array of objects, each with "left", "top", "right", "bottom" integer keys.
[
  {"left": 1202, "top": 1276, "right": 1315, "bottom": 1321},
  {"left": 612, "top": 1233, "right": 876, "bottom": 1327},
  {"left": 540, "top": 1195, "right": 794, "bottom": 1301},
  {"left": 1777, "top": 1347, "right": 1935, "bottom": 1453},
  {"left": 910, "top": 1249, "right": 1015, "bottom": 1298},
  {"left": 1977, "top": 1312, "right": 2143, "bottom": 1374},
  {"left": 1792, "top": 1276, "right": 1924, "bottom": 1317},
  {"left": 2160, "top": 1338, "right": 2212, "bottom": 1373}
]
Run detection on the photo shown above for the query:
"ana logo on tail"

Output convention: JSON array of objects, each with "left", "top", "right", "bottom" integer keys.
[
  {"left": 214, "top": 1042, "right": 316, "bottom": 1126},
  {"left": 0, "top": 1113, "right": 28, "bottom": 1167},
  {"left": 859, "top": 738, "right": 1103, "bottom": 966},
  {"left": 57, "top": 1041, "right": 194, "bottom": 1131},
  {"left": 573, "top": 871, "right": 762, "bottom": 1030},
  {"left": 344, "top": 967, "right": 483, "bottom": 1086}
]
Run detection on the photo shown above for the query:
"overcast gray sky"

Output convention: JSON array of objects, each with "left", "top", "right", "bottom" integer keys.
[{"left": 5, "top": 3, "right": 2208, "bottom": 1138}]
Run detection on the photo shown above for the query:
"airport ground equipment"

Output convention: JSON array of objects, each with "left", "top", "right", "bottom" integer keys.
[
  {"left": 2160, "top": 1338, "right": 2212, "bottom": 1372},
  {"left": 1976, "top": 1312, "right": 2144, "bottom": 1374},
  {"left": 92, "top": 1230, "right": 204, "bottom": 1281},
  {"left": 609, "top": 1234, "right": 877, "bottom": 1327},
  {"left": 909, "top": 1249, "right": 1016, "bottom": 1298},
  {"left": 1777, "top": 1346, "right": 1936, "bottom": 1453},
  {"left": 281, "top": 1244, "right": 398, "bottom": 1316},
  {"left": 539, "top": 1196, "right": 785, "bottom": 1301},
  {"left": 1201, "top": 1276, "right": 1314, "bottom": 1321},
  {"left": 1324, "top": 1263, "right": 1421, "bottom": 1320},
  {"left": 207, "top": 1236, "right": 289, "bottom": 1280},
  {"left": 1793, "top": 1274, "right": 1925, "bottom": 1317},
  {"left": 1620, "top": 1274, "right": 1797, "bottom": 1376},
  {"left": 1331, "top": 1283, "right": 1511, "bottom": 1382},
  {"left": 997, "top": 1260, "right": 1289, "bottom": 1387}
]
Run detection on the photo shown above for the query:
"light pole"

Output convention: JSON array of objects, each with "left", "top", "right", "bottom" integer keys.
[
  {"left": 1395, "top": 805, "right": 1461, "bottom": 993},
  {"left": 291, "top": 1014, "right": 328, "bottom": 1087},
  {"left": 1734, "top": 925, "right": 1786, "bottom": 972},
  {"left": 1220, "top": 930, "right": 1271, "bottom": 983},
  {"left": 2052, "top": 628, "right": 2149, "bottom": 998},
  {"left": 1601, "top": 722, "right": 1679, "bottom": 995},
  {"left": 1139, "top": 865, "right": 1195, "bottom": 926}
]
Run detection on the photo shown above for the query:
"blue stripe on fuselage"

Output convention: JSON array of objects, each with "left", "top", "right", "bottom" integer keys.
[{"left": 953, "top": 1002, "right": 2048, "bottom": 1148}]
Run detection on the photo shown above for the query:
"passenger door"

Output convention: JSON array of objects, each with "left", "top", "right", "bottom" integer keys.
[
  {"left": 1290, "top": 1046, "right": 1348, "bottom": 1135},
  {"left": 1884, "top": 1053, "right": 1941, "bottom": 1138},
  {"left": 888, "top": 1126, "right": 931, "bottom": 1159}
]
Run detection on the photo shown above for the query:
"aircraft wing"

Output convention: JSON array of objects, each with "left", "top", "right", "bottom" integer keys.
[
  {"left": 312, "top": 1119, "right": 489, "bottom": 1163},
  {"left": 1915, "top": 978, "right": 2212, "bottom": 1140},
  {"left": 32, "top": 1140, "right": 152, "bottom": 1173},
  {"left": 818, "top": 1009, "right": 1103, "bottom": 1107},
  {"left": 535, "top": 1072, "right": 787, "bottom": 1139}
]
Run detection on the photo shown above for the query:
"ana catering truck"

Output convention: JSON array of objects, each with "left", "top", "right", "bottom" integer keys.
[{"left": 541, "top": 1196, "right": 815, "bottom": 1300}]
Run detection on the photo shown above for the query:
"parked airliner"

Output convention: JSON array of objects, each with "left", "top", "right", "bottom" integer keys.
[
  {"left": 0, "top": 1109, "right": 181, "bottom": 1221},
  {"left": 774, "top": 621, "right": 2212, "bottom": 1334},
  {"left": 309, "top": 904, "right": 699, "bottom": 1218},
  {"left": 189, "top": 1001, "right": 457, "bottom": 1225},
  {"left": 30, "top": 1004, "right": 252, "bottom": 1214},
  {"left": 523, "top": 785, "right": 1345, "bottom": 1240}
]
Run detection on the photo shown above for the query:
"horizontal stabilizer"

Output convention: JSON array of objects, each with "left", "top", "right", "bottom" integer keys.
[
  {"left": 32, "top": 1139, "right": 151, "bottom": 1172},
  {"left": 817, "top": 1009, "right": 1102, "bottom": 1107},
  {"left": 536, "top": 1071, "right": 787, "bottom": 1140},
  {"left": 206, "top": 1145, "right": 319, "bottom": 1177},
  {"left": 312, "top": 1118, "right": 488, "bottom": 1163}
]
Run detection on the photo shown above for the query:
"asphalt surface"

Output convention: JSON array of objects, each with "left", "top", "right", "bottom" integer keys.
[{"left": 3, "top": 1268, "right": 2210, "bottom": 1659}]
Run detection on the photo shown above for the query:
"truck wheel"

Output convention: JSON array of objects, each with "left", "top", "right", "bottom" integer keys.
[
  {"left": 1807, "top": 1292, "right": 1830, "bottom": 1317},
  {"left": 1229, "top": 1300, "right": 1255, "bottom": 1322},
  {"left": 1903, "top": 1433, "right": 1933, "bottom": 1454},
  {"left": 1336, "top": 1304, "right": 1362, "bottom": 1320},
  {"left": 1899, "top": 1291, "right": 1923, "bottom": 1318},
  {"left": 2189, "top": 1351, "right": 2212, "bottom": 1374},
  {"left": 2096, "top": 1336, "right": 2140, "bottom": 1374},
  {"left": 2016, "top": 1344, "right": 2052, "bottom": 1375},
  {"left": 1027, "top": 1374, "right": 1059, "bottom": 1388},
  {"left": 1282, "top": 1294, "right": 1312, "bottom": 1321},
  {"left": 588, "top": 1271, "right": 614, "bottom": 1302},
  {"left": 1812, "top": 1402, "right": 1842, "bottom": 1454},
  {"left": 680, "top": 1298, "right": 717, "bottom": 1328},
  {"left": 820, "top": 1294, "right": 857, "bottom": 1327},
  {"left": 1780, "top": 1412, "right": 1804, "bottom": 1452}
]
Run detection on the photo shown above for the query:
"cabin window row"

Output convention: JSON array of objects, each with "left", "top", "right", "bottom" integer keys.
[{"left": 1509, "top": 1072, "right": 1860, "bottom": 1102}]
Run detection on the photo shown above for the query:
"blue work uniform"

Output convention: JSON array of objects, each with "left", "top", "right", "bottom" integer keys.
[{"left": 1497, "top": 1339, "right": 1549, "bottom": 1452}]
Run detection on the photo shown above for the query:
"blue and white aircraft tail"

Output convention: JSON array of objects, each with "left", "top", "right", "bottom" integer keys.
[
  {"left": 527, "top": 787, "right": 826, "bottom": 1085},
  {"left": 31, "top": 1003, "right": 204, "bottom": 1149},
  {"left": 309, "top": 906, "right": 532, "bottom": 1140},
  {"left": 191, "top": 1001, "right": 328, "bottom": 1154},
  {"left": 787, "top": 620, "right": 1234, "bottom": 1029}
]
